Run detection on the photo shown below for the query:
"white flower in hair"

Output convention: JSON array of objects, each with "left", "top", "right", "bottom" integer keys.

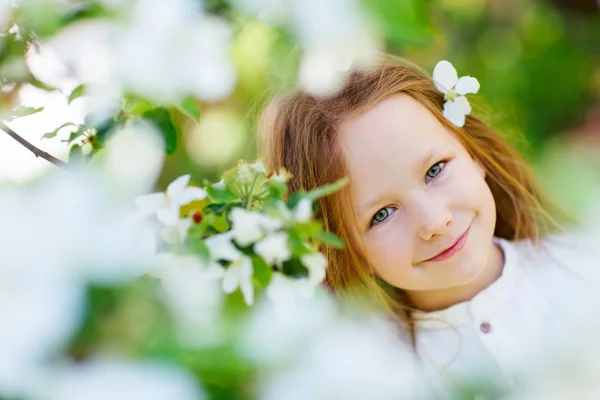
[{"left": 433, "top": 60, "right": 480, "bottom": 128}]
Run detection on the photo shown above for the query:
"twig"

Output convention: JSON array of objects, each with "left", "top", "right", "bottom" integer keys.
[{"left": 0, "top": 121, "right": 68, "bottom": 169}]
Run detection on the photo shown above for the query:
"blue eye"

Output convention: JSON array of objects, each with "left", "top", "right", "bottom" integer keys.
[
  {"left": 425, "top": 161, "right": 446, "bottom": 183},
  {"left": 371, "top": 206, "right": 395, "bottom": 226}
]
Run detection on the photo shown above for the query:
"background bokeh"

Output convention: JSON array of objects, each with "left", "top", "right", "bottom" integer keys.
[
  {"left": 2, "top": 0, "right": 600, "bottom": 214},
  {"left": 170, "top": 0, "right": 600, "bottom": 220}
]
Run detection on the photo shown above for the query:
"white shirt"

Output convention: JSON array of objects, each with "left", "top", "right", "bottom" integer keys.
[{"left": 410, "top": 233, "right": 600, "bottom": 392}]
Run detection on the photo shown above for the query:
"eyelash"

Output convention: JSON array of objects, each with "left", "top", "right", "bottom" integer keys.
[{"left": 369, "top": 160, "right": 448, "bottom": 228}]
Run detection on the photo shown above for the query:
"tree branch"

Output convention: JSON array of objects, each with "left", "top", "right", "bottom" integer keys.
[{"left": 0, "top": 121, "right": 68, "bottom": 169}]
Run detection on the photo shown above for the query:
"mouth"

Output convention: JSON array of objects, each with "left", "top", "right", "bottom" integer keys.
[{"left": 422, "top": 226, "right": 471, "bottom": 263}]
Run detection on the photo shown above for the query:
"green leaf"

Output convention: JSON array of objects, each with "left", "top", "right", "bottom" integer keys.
[
  {"left": 281, "top": 259, "right": 309, "bottom": 279},
  {"left": 30, "top": 79, "right": 57, "bottom": 92},
  {"left": 88, "top": 117, "right": 116, "bottom": 147},
  {"left": 306, "top": 177, "right": 349, "bottom": 201},
  {"left": 178, "top": 96, "right": 201, "bottom": 122},
  {"left": 41, "top": 122, "right": 78, "bottom": 140},
  {"left": 142, "top": 108, "right": 179, "bottom": 155},
  {"left": 252, "top": 256, "right": 273, "bottom": 286},
  {"left": 126, "top": 96, "right": 157, "bottom": 116},
  {"left": 185, "top": 236, "right": 210, "bottom": 262},
  {"left": 295, "top": 221, "right": 322, "bottom": 237},
  {"left": 68, "top": 84, "right": 86, "bottom": 104},
  {"left": 64, "top": 129, "right": 85, "bottom": 144},
  {"left": 287, "top": 192, "right": 305, "bottom": 210},
  {"left": 287, "top": 230, "right": 309, "bottom": 256},
  {"left": 69, "top": 144, "right": 84, "bottom": 164},
  {"left": 313, "top": 231, "right": 345, "bottom": 249},
  {"left": 268, "top": 180, "right": 288, "bottom": 200},
  {"left": 205, "top": 185, "right": 238, "bottom": 203},
  {"left": 10, "top": 106, "right": 44, "bottom": 120}
]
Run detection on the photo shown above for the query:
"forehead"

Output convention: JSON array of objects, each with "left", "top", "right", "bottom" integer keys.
[{"left": 340, "top": 94, "right": 455, "bottom": 173}]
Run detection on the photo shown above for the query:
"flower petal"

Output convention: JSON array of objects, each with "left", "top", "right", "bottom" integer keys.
[
  {"left": 266, "top": 272, "right": 297, "bottom": 316},
  {"left": 455, "top": 76, "right": 480, "bottom": 95},
  {"left": 300, "top": 252, "right": 327, "bottom": 285},
  {"left": 156, "top": 206, "right": 181, "bottom": 226},
  {"left": 432, "top": 60, "right": 458, "bottom": 93},
  {"left": 443, "top": 100, "right": 466, "bottom": 128},
  {"left": 176, "top": 187, "right": 207, "bottom": 205},
  {"left": 166, "top": 174, "right": 191, "bottom": 199},
  {"left": 238, "top": 257, "right": 255, "bottom": 305},
  {"left": 134, "top": 192, "right": 166, "bottom": 211},
  {"left": 294, "top": 198, "right": 313, "bottom": 223},
  {"left": 204, "top": 232, "right": 241, "bottom": 261},
  {"left": 455, "top": 95, "right": 472, "bottom": 115},
  {"left": 222, "top": 266, "right": 240, "bottom": 293},
  {"left": 205, "top": 262, "right": 226, "bottom": 279}
]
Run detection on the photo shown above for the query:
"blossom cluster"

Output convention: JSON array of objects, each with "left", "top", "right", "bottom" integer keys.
[{"left": 134, "top": 160, "right": 346, "bottom": 317}]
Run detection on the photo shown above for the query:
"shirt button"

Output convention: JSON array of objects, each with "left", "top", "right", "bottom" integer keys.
[{"left": 480, "top": 322, "right": 491, "bottom": 333}]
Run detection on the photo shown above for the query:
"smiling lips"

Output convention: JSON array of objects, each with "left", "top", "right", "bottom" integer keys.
[{"left": 424, "top": 226, "right": 470, "bottom": 262}]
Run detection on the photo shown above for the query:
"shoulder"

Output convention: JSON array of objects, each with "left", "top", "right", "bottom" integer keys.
[{"left": 502, "top": 231, "right": 600, "bottom": 284}]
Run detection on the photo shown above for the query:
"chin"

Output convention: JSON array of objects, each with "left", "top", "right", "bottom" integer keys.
[{"left": 445, "top": 237, "right": 491, "bottom": 287}]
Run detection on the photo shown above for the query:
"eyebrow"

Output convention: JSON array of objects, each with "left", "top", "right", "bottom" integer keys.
[{"left": 357, "top": 146, "right": 442, "bottom": 220}]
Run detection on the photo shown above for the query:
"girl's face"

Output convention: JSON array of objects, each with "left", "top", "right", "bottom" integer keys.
[{"left": 340, "top": 94, "right": 497, "bottom": 292}]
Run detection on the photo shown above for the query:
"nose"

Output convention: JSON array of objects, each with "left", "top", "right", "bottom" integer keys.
[{"left": 413, "top": 197, "right": 453, "bottom": 241}]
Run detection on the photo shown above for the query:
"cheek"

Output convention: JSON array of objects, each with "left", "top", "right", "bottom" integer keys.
[{"left": 363, "top": 220, "right": 414, "bottom": 282}]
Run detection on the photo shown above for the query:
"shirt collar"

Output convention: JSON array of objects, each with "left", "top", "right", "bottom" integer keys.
[{"left": 412, "top": 237, "right": 519, "bottom": 330}]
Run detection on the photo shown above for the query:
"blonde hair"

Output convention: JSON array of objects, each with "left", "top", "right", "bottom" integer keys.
[{"left": 258, "top": 55, "right": 563, "bottom": 342}]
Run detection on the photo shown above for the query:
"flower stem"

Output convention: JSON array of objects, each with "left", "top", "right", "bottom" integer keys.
[{"left": 244, "top": 174, "right": 258, "bottom": 209}]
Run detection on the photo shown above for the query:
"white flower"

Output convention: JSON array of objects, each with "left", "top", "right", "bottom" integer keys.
[
  {"left": 229, "top": 208, "right": 266, "bottom": 246},
  {"left": 258, "top": 317, "right": 432, "bottom": 400},
  {"left": 43, "top": 359, "right": 205, "bottom": 400},
  {"left": 212, "top": 179, "right": 226, "bottom": 190},
  {"left": 204, "top": 231, "right": 241, "bottom": 261},
  {"left": 222, "top": 256, "right": 254, "bottom": 305},
  {"left": 134, "top": 174, "right": 206, "bottom": 226},
  {"left": 152, "top": 253, "right": 225, "bottom": 347},
  {"left": 294, "top": 198, "right": 313, "bottom": 223},
  {"left": 254, "top": 232, "right": 291, "bottom": 267},
  {"left": 300, "top": 252, "right": 327, "bottom": 286},
  {"left": 160, "top": 217, "right": 192, "bottom": 245},
  {"left": 236, "top": 162, "right": 254, "bottom": 184},
  {"left": 269, "top": 168, "right": 292, "bottom": 183},
  {"left": 265, "top": 253, "right": 326, "bottom": 317},
  {"left": 265, "top": 272, "right": 312, "bottom": 317},
  {"left": 432, "top": 60, "right": 480, "bottom": 128},
  {"left": 0, "top": 0, "right": 12, "bottom": 32},
  {"left": 250, "top": 160, "right": 267, "bottom": 174}
]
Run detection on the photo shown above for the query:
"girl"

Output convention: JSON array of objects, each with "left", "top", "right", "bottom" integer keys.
[{"left": 258, "top": 56, "right": 600, "bottom": 390}]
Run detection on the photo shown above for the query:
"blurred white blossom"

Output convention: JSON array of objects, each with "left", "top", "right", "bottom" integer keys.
[
  {"left": 204, "top": 231, "right": 242, "bottom": 261},
  {"left": 300, "top": 252, "right": 327, "bottom": 286},
  {"left": 0, "top": 170, "right": 154, "bottom": 397},
  {"left": 160, "top": 217, "right": 193, "bottom": 245},
  {"left": 229, "top": 207, "right": 266, "bottom": 246},
  {"left": 47, "top": 0, "right": 237, "bottom": 105},
  {"left": 152, "top": 253, "right": 225, "bottom": 347},
  {"left": 254, "top": 231, "right": 291, "bottom": 267},
  {"left": 259, "top": 317, "right": 432, "bottom": 400},
  {"left": 265, "top": 272, "right": 313, "bottom": 316},
  {"left": 294, "top": 198, "right": 312, "bottom": 222},
  {"left": 134, "top": 174, "right": 206, "bottom": 226},
  {"left": 222, "top": 255, "right": 255, "bottom": 305},
  {"left": 101, "top": 121, "right": 165, "bottom": 199},
  {"left": 42, "top": 359, "right": 205, "bottom": 400},
  {"left": 229, "top": 207, "right": 283, "bottom": 246},
  {"left": 232, "top": 0, "right": 381, "bottom": 96},
  {"left": 0, "top": 0, "right": 12, "bottom": 32}
]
